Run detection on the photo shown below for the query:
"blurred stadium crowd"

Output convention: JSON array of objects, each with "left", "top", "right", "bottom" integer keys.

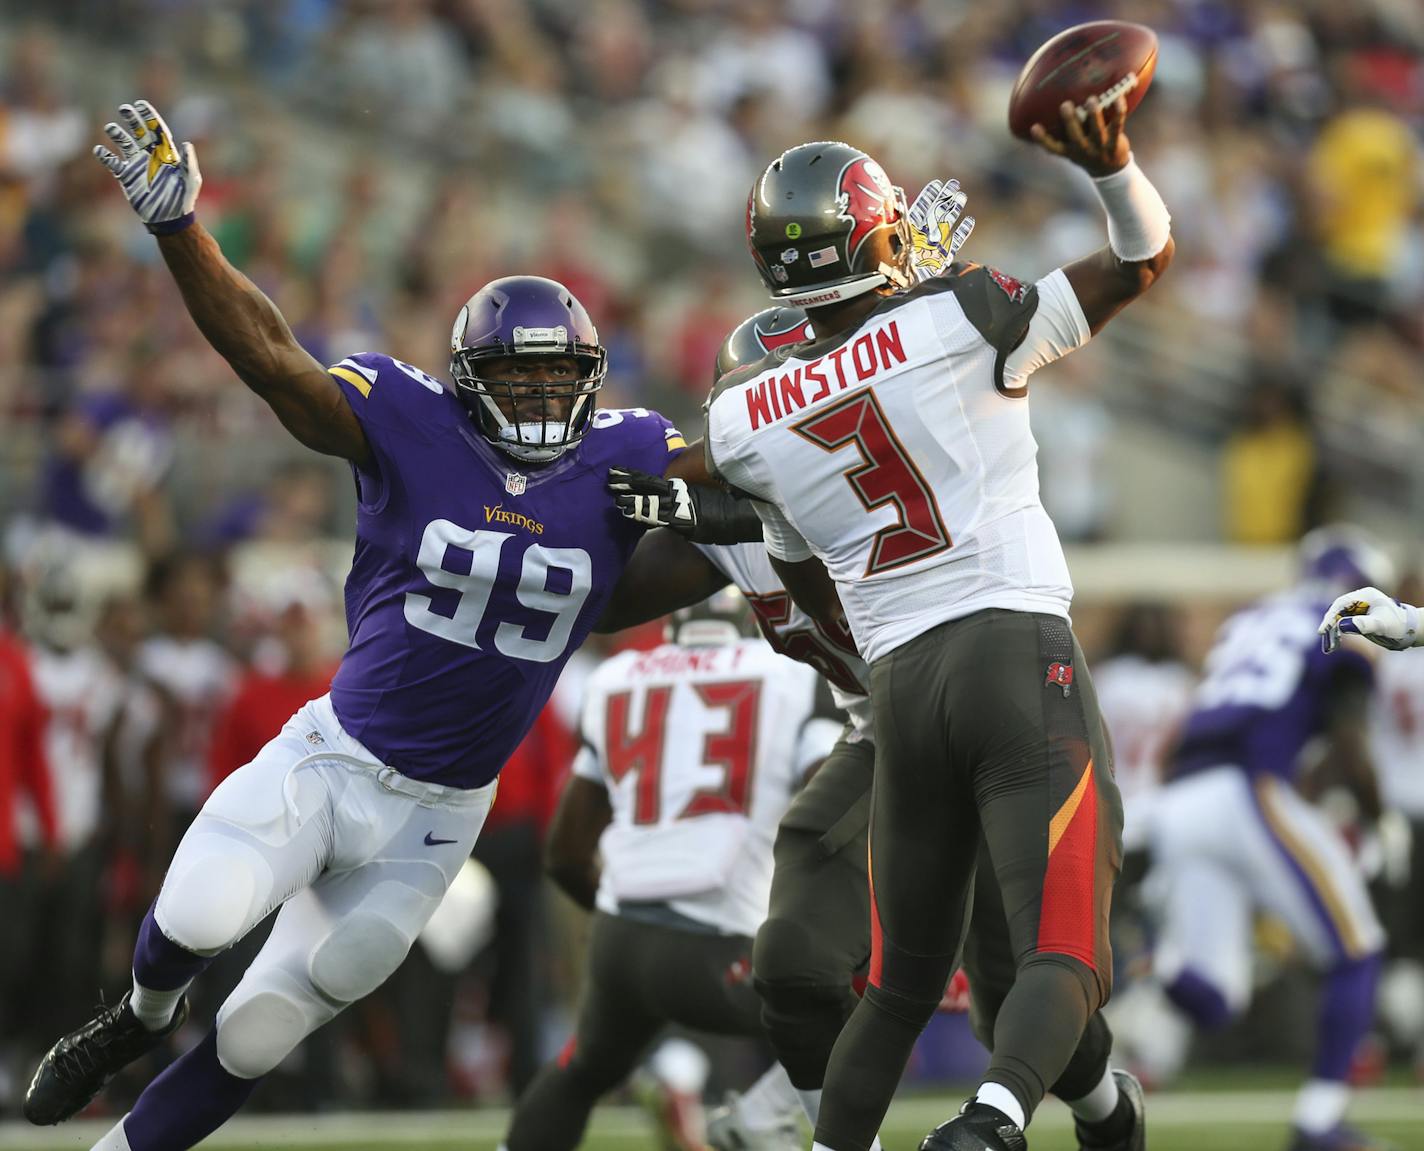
[{"left": 0, "top": 0, "right": 1422, "bottom": 1121}]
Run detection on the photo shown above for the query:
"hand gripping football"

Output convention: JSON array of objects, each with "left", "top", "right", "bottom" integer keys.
[{"left": 1008, "top": 20, "right": 1159, "bottom": 142}]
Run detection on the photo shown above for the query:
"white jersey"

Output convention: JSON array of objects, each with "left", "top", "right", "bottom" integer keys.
[
  {"left": 30, "top": 646, "right": 125, "bottom": 848},
  {"left": 1369, "top": 646, "right": 1424, "bottom": 817},
  {"left": 574, "top": 638, "right": 835, "bottom": 938},
  {"left": 1093, "top": 654, "right": 1196, "bottom": 851},
  {"left": 695, "top": 541, "right": 873, "bottom": 741},
  {"left": 139, "top": 636, "right": 236, "bottom": 811},
  {"left": 706, "top": 265, "right": 1091, "bottom": 663}
]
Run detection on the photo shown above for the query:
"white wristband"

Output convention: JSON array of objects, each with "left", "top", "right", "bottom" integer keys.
[
  {"left": 1406, "top": 603, "right": 1424, "bottom": 647},
  {"left": 1091, "top": 154, "right": 1171, "bottom": 263}
]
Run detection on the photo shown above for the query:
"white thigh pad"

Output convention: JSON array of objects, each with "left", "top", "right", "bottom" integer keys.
[
  {"left": 156, "top": 833, "right": 272, "bottom": 955},
  {"left": 309, "top": 911, "right": 412, "bottom": 1003},
  {"left": 216, "top": 991, "right": 311, "bottom": 1080}
]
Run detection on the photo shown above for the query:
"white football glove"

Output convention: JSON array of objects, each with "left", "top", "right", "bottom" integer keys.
[
  {"left": 1318, "top": 586, "right": 1422, "bottom": 653},
  {"left": 93, "top": 100, "right": 201, "bottom": 234},
  {"left": 907, "top": 178, "right": 975, "bottom": 282}
]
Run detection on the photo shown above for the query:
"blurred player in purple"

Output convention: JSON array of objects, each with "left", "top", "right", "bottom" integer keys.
[
  {"left": 1151, "top": 527, "right": 1392, "bottom": 1151},
  {"left": 23, "top": 100, "right": 687, "bottom": 1151}
]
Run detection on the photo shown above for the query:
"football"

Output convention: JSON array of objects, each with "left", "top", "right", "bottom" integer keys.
[{"left": 1008, "top": 20, "right": 1159, "bottom": 142}]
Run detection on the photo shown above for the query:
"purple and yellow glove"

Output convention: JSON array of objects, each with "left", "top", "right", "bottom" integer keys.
[
  {"left": 1319, "top": 586, "right": 1421, "bottom": 653},
  {"left": 907, "top": 178, "right": 975, "bottom": 282},
  {"left": 93, "top": 100, "right": 201, "bottom": 235}
]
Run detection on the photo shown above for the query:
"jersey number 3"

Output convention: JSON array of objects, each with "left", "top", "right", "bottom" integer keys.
[{"left": 793, "top": 389, "right": 951, "bottom": 575}]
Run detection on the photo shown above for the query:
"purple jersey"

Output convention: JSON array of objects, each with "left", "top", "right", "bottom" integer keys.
[
  {"left": 1172, "top": 590, "right": 1373, "bottom": 782},
  {"left": 325, "top": 353, "right": 684, "bottom": 788}
]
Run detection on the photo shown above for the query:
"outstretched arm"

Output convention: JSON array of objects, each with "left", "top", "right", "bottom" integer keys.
[
  {"left": 1030, "top": 97, "right": 1175, "bottom": 334},
  {"left": 594, "top": 528, "right": 730, "bottom": 633},
  {"left": 95, "top": 100, "right": 371, "bottom": 467}
]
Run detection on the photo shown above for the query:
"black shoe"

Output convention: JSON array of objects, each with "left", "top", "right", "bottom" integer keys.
[
  {"left": 23, "top": 992, "right": 188, "bottom": 1125},
  {"left": 919, "top": 1101, "right": 1028, "bottom": 1151},
  {"left": 1075, "top": 1070, "right": 1145, "bottom": 1151}
]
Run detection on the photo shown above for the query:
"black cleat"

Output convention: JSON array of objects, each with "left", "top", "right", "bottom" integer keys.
[
  {"left": 23, "top": 992, "right": 188, "bottom": 1125},
  {"left": 920, "top": 1101, "right": 1028, "bottom": 1151},
  {"left": 1075, "top": 1070, "right": 1146, "bottom": 1151}
]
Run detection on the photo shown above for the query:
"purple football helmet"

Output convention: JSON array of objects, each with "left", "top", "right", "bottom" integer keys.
[
  {"left": 1299, "top": 525, "right": 1395, "bottom": 594},
  {"left": 450, "top": 276, "right": 607, "bottom": 463}
]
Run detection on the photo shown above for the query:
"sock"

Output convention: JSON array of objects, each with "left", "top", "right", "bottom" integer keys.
[
  {"left": 976, "top": 1082, "right": 1027, "bottom": 1130},
  {"left": 1065, "top": 1066, "right": 1119, "bottom": 1123},
  {"left": 91, "top": 1117, "right": 133, "bottom": 1151},
  {"left": 648, "top": 1037, "right": 709, "bottom": 1095},
  {"left": 123, "top": 1029, "right": 259, "bottom": 1151},
  {"left": 129, "top": 979, "right": 190, "bottom": 1032},
  {"left": 132, "top": 906, "right": 213, "bottom": 993},
  {"left": 1293, "top": 1079, "right": 1350, "bottom": 1136},
  {"left": 797, "top": 1088, "right": 823, "bottom": 1125},
  {"left": 735, "top": 1063, "right": 800, "bottom": 1131},
  {"left": 1314, "top": 955, "right": 1382, "bottom": 1081}
]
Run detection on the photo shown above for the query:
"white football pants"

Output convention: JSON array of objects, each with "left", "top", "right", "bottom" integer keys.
[
  {"left": 151, "top": 694, "right": 496, "bottom": 1079},
  {"left": 1150, "top": 766, "right": 1383, "bottom": 1013}
]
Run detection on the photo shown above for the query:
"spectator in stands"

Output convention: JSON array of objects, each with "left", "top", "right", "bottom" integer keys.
[
  {"left": 137, "top": 553, "right": 236, "bottom": 839},
  {"left": 1222, "top": 374, "right": 1323, "bottom": 545},
  {"left": 207, "top": 571, "right": 337, "bottom": 793},
  {"left": 0, "top": 563, "right": 58, "bottom": 1112}
]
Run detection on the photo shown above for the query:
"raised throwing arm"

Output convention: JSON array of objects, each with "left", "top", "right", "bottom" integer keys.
[{"left": 94, "top": 100, "right": 372, "bottom": 467}]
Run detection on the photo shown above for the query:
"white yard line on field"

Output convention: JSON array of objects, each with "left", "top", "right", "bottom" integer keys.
[{"left": 2, "top": 1088, "right": 1422, "bottom": 1148}]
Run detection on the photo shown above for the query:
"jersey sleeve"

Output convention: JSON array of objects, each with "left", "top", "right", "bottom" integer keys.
[
  {"left": 592, "top": 407, "right": 687, "bottom": 476},
  {"left": 1001, "top": 269, "right": 1092, "bottom": 392},
  {"left": 327, "top": 353, "right": 456, "bottom": 495},
  {"left": 703, "top": 382, "right": 775, "bottom": 500},
  {"left": 757, "top": 500, "right": 814, "bottom": 562},
  {"left": 571, "top": 742, "right": 605, "bottom": 785},
  {"left": 941, "top": 262, "right": 1084, "bottom": 398}
]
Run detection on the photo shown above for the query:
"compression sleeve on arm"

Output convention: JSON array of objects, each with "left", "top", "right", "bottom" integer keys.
[
  {"left": 688, "top": 487, "right": 768, "bottom": 545},
  {"left": 1002, "top": 268, "right": 1092, "bottom": 388},
  {"left": 1091, "top": 154, "right": 1172, "bottom": 262}
]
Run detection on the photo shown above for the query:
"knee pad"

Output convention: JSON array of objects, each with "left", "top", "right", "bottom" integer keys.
[
  {"left": 157, "top": 834, "right": 272, "bottom": 955},
  {"left": 216, "top": 992, "right": 309, "bottom": 1079},
  {"left": 1050, "top": 1010, "right": 1113, "bottom": 1102},
  {"left": 751, "top": 911, "right": 848, "bottom": 991},
  {"left": 308, "top": 911, "right": 410, "bottom": 1003}
]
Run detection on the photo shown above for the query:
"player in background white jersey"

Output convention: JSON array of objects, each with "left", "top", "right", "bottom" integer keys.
[
  {"left": 703, "top": 94, "right": 1173, "bottom": 1151},
  {"left": 501, "top": 590, "right": 836, "bottom": 1151}
]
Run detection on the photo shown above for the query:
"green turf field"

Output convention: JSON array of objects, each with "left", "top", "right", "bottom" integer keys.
[{"left": 3, "top": 1088, "right": 1421, "bottom": 1151}]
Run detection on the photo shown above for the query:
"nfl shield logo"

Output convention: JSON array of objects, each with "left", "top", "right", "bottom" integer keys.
[{"left": 505, "top": 471, "right": 527, "bottom": 496}]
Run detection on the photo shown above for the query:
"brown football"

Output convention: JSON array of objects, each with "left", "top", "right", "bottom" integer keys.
[{"left": 1008, "top": 20, "right": 1159, "bottom": 142}]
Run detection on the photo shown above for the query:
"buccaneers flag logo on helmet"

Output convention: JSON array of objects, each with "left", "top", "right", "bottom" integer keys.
[
  {"left": 754, "top": 317, "right": 813, "bottom": 352},
  {"left": 836, "top": 157, "right": 899, "bottom": 263}
]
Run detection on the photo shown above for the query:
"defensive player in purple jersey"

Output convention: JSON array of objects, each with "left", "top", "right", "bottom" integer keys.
[
  {"left": 1150, "top": 528, "right": 1393, "bottom": 1151},
  {"left": 23, "top": 100, "right": 690, "bottom": 1151}
]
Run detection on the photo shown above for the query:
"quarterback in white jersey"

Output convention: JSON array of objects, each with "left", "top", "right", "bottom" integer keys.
[
  {"left": 705, "top": 99, "right": 1174, "bottom": 1151},
  {"left": 501, "top": 593, "right": 835, "bottom": 1151}
]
